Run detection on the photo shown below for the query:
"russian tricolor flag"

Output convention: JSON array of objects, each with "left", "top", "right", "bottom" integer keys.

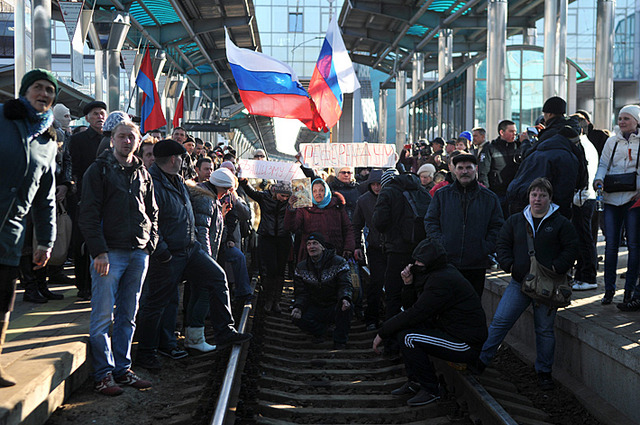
[
  {"left": 225, "top": 30, "right": 326, "bottom": 132},
  {"left": 135, "top": 48, "right": 166, "bottom": 133},
  {"left": 308, "top": 17, "right": 360, "bottom": 129}
]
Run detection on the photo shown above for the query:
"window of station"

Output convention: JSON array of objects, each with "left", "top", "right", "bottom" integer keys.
[{"left": 289, "top": 13, "right": 303, "bottom": 33}]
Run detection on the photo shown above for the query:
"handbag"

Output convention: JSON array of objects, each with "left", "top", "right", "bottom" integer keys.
[
  {"left": 34, "top": 201, "right": 72, "bottom": 266},
  {"left": 521, "top": 224, "right": 572, "bottom": 310},
  {"left": 603, "top": 141, "right": 640, "bottom": 193}
]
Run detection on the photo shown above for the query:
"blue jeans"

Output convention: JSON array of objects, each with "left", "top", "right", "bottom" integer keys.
[
  {"left": 603, "top": 202, "right": 640, "bottom": 293},
  {"left": 479, "top": 278, "right": 556, "bottom": 373},
  {"left": 89, "top": 249, "right": 148, "bottom": 381},
  {"left": 224, "top": 246, "right": 251, "bottom": 298}
]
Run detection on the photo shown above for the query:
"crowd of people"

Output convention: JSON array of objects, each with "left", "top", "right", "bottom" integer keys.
[{"left": 1, "top": 69, "right": 638, "bottom": 407}]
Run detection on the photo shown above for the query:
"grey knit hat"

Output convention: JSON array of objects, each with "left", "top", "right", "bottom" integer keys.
[{"left": 380, "top": 168, "right": 399, "bottom": 187}]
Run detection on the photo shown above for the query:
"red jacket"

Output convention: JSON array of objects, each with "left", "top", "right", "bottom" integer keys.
[{"left": 284, "top": 192, "right": 356, "bottom": 261}]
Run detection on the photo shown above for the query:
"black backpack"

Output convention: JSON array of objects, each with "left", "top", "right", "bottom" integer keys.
[{"left": 400, "top": 187, "right": 432, "bottom": 245}]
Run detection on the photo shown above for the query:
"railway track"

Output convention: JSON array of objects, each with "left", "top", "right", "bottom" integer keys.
[{"left": 212, "top": 284, "right": 559, "bottom": 425}]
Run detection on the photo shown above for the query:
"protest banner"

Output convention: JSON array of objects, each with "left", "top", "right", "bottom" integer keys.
[
  {"left": 299, "top": 142, "right": 397, "bottom": 168},
  {"left": 238, "top": 159, "right": 306, "bottom": 181}
]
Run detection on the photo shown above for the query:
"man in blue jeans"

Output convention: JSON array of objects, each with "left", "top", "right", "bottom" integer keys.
[
  {"left": 79, "top": 121, "right": 158, "bottom": 396},
  {"left": 135, "top": 140, "right": 251, "bottom": 371}
]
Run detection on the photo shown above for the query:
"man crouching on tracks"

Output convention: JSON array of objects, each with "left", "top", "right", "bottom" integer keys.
[
  {"left": 291, "top": 233, "right": 353, "bottom": 350},
  {"left": 373, "top": 239, "right": 487, "bottom": 406}
]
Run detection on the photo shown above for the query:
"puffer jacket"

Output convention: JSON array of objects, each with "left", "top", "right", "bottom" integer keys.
[
  {"left": 240, "top": 180, "right": 289, "bottom": 237},
  {"left": 594, "top": 131, "right": 640, "bottom": 206},
  {"left": 378, "top": 239, "right": 487, "bottom": 351},
  {"left": 293, "top": 248, "right": 353, "bottom": 309},
  {"left": 496, "top": 204, "right": 579, "bottom": 284},
  {"left": 79, "top": 149, "right": 158, "bottom": 257},
  {"left": 0, "top": 100, "right": 57, "bottom": 266},
  {"left": 148, "top": 163, "right": 196, "bottom": 260},
  {"left": 284, "top": 191, "right": 356, "bottom": 261},
  {"left": 506, "top": 132, "right": 579, "bottom": 218},
  {"left": 329, "top": 179, "right": 360, "bottom": 221},
  {"left": 372, "top": 173, "right": 431, "bottom": 254},
  {"left": 187, "top": 181, "right": 224, "bottom": 259},
  {"left": 424, "top": 180, "right": 504, "bottom": 269}
]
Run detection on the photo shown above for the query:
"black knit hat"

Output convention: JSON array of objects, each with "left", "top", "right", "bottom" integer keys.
[
  {"left": 83, "top": 100, "right": 107, "bottom": 116},
  {"left": 153, "top": 139, "right": 186, "bottom": 157},
  {"left": 307, "top": 232, "right": 326, "bottom": 247},
  {"left": 19, "top": 68, "right": 59, "bottom": 97},
  {"left": 542, "top": 96, "right": 566, "bottom": 115}
]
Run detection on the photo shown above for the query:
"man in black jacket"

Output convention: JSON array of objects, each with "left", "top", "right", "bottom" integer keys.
[
  {"left": 373, "top": 170, "right": 431, "bottom": 356},
  {"left": 69, "top": 100, "right": 108, "bottom": 300},
  {"left": 79, "top": 122, "right": 158, "bottom": 396},
  {"left": 477, "top": 119, "right": 521, "bottom": 217},
  {"left": 425, "top": 153, "right": 504, "bottom": 296},
  {"left": 373, "top": 239, "right": 487, "bottom": 406},
  {"left": 291, "top": 233, "right": 353, "bottom": 350},
  {"left": 135, "top": 140, "right": 251, "bottom": 371}
]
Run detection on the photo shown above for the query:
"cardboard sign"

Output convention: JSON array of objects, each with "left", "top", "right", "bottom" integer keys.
[
  {"left": 299, "top": 143, "right": 397, "bottom": 168},
  {"left": 238, "top": 159, "right": 306, "bottom": 181}
]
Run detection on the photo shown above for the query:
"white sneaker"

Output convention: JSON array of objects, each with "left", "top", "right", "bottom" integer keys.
[{"left": 572, "top": 281, "right": 598, "bottom": 291}]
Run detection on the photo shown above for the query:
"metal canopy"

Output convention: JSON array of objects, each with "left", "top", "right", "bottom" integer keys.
[{"left": 338, "top": 0, "right": 568, "bottom": 87}]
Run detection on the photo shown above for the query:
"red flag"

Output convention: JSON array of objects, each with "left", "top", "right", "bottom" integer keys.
[
  {"left": 135, "top": 48, "right": 166, "bottom": 133},
  {"left": 173, "top": 92, "right": 184, "bottom": 128}
]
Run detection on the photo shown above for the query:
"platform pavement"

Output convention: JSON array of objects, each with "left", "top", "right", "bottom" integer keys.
[
  {"left": 0, "top": 237, "right": 639, "bottom": 425},
  {"left": 482, "top": 235, "right": 640, "bottom": 425}
]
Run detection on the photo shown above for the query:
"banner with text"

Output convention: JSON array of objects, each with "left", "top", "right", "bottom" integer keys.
[
  {"left": 238, "top": 159, "right": 306, "bottom": 181},
  {"left": 300, "top": 143, "right": 397, "bottom": 168}
]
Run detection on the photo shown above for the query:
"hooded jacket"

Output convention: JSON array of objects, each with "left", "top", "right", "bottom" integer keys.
[
  {"left": 293, "top": 248, "right": 353, "bottom": 309},
  {"left": 506, "top": 132, "right": 579, "bottom": 218},
  {"left": 284, "top": 191, "right": 356, "bottom": 261},
  {"left": 496, "top": 204, "right": 579, "bottom": 284},
  {"left": 424, "top": 179, "right": 504, "bottom": 269},
  {"left": 79, "top": 149, "right": 158, "bottom": 257},
  {"left": 352, "top": 170, "right": 383, "bottom": 251},
  {"left": 372, "top": 173, "right": 431, "bottom": 254},
  {"left": 378, "top": 239, "right": 488, "bottom": 351},
  {"left": 187, "top": 181, "right": 224, "bottom": 259}
]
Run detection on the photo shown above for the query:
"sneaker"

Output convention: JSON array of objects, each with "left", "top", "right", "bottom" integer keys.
[
  {"left": 617, "top": 298, "right": 640, "bottom": 311},
  {"left": 391, "top": 380, "right": 420, "bottom": 396},
  {"left": 601, "top": 290, "right": 614, "bottom": 305},
  {"left": 572, "top": 281, "right": 598, "bottom": 291},
  {"left": 406, "top": 388, "right": 440, "bottom": 406},
  {"left": 114, "top": 369, "right": 152, "bottom": 390},
  {"left": 94, "top": 373, "right": 124, "bottom": 396},
  {"left": 537, "top": 372, "right": 555, "bottom": 391},
  {"left": 216, "top": 331, "right": 253, "bottom": 346},
  {"left": 158, "top": 347, "right": 188, "bottom": 360},
  {"left": 134, "top": 354, "right": 162, "bottom": 371}
]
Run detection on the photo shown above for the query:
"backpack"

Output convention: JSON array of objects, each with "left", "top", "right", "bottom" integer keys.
[{"left": 400, "top": 187, "right": 432, "bottom": 245}]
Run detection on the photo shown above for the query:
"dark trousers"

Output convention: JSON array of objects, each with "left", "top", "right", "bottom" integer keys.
[
  {"left": 572, "top": 200, "right": 597, "bottom": 284},
  {"left": 71, "top": 203, "right": 91, "bottom": 295},
  {"left": 398, "top": 327, "right": 479, "bottom": 393},
  {"left": 258, "top": 235, "right": 291, "bottom": 279},
  {"left": 293, "top": 303, "right": 352, "bottom": 344},
  {"left": 0, "top": 265, "right": 19, "bottom": 313},
  {"left": 136, "top": 242, "right": 235, "bottom": 357},
  {"left": 364, "top": 247, "right": 386, "bottom": 326},
  {"left": 384, "top": 252, "right": 414, "bottom": 321},
  {"left": 459, "top": 268, "right": 486, "bottom": 297}
]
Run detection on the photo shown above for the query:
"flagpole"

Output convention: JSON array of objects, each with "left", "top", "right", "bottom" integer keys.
[{"left": 126, "top": 41, "right": 148, "bottom": 114}]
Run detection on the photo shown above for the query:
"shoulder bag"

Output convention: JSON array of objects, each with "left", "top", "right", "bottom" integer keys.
[{"left": 603, "top": 141, "right": 640, "bottom": 193}]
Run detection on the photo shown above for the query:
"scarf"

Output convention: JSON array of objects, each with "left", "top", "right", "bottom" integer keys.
[
  {"left": 311, "top": 178, "right": 332, "bottom": 209},
  {"left": 19, "top": 96, "right": 54, "bottom": 139}
]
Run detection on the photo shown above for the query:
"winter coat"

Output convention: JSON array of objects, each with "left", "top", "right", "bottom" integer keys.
[
  {"left": 353, "top": 191, "right": 382, "bottom": 251},
  {"left": 477, "top": 137, "right": 522, "bottom": 197},
  {"left": 240, "top": 180, "right": 289, "bottom": 237},
  {"left": 69, "top": 126, "right": 102, "bottom": 196},
  {"left": 148, "top": 163, "right": 196, "bottom": 260},
  {"left": 187, "top": 181, "right": 224, "bottom": 259},
  {"left": 594, "top": 131, "right": 640, "bottom": 206},
  {"left": 496, "top": 204, "right": 579, "bottom": 284},
  {"left": 424, "top": 180, "right": 504, "bottom": 269},
  {"left": 378, "top": 240, "right": 487, "bottom": 351},
  {"left": 536, "top": 115, "right": 580, "bottom": 145},
  {"left": 329, "top": 179, "right": 360, "bottom": 221},
  {"left": 506, "top": 133, "right": 579, "bottom": 218},
  {"left": 372, "top": 173, "right": 431, "bottom": 254},
  {"left": 293, "top": 248, "right": 353, "bottom": 309},
  {"left": 223, "top": 193, "right": 251, "bottom": 245},
  {"left": 284, "top": 192, "right": 356, "bottom": 261},
  {"left": 79, "top": 149, "right": 158, "bottom": 257},
  {"left": 0, "top": 100, "right": 57, "bottom": 266}
]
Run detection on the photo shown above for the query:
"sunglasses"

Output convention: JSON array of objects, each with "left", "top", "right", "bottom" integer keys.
[
  {"left": 254, "top": 155, "right": 265, "bottom": 158},
  {"left": 339, "top": 171, "right": 352, "bottom": 174}
]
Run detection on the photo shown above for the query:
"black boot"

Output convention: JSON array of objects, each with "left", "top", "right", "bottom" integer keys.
[
  {"left": 20, "top": 255, "right": 47, "bottom": 303},
  {"left": 37, "top": 268, "right": 63, "bottom": 300}
]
